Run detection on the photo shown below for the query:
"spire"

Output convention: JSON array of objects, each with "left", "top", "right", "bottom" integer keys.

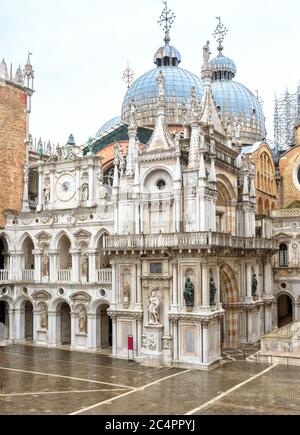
[
  {"left": 155, "top": 1, "right": 181, "bottom": 67},
  {"left": 213, "top": 16, "right": 228, "bottom": 56},
  {"left": 14, "top": 65, "right": 24, "bottom": 86},
  {"left": 113, "top": 144, "right": 120, "bottom": 189},
  {"left": 158, "top": 1, "right": 176, "bottom": 46},
  {"left": 24, "top": 51, "right": 34, "bottom": 89},
  {"left": 198, "top": 152, "right": 206, "bottom": 181},
  {"left": 188, "top": 87, "right": 200, "bottom": 168},
  {"left": 146, "top": 70, "right": 174, "bottom": 152},
  {"left": 0, "top": 59, "right": 8, "bottom": 80},
  {"left": 208, "top": 141, "right": 217, "bottom": 184},
  {"left": 126, "top": 99, "right": 138, "bottom": 176}
]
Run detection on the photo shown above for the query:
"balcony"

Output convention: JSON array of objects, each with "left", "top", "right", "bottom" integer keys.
[
  {"left": 104, "top": 232, "right": 277, "bottom": 252},
  {"left": 97, "top": 269, "right": 112, "bottom": 284},
  {"left": 22, "top": 269, "right": 35, "bottom": 281},
  {"left": 0, "top": 270, "right": 9, "bottom": 282},
  {"left": 57, "top": 269, "right": 72, "bottom": 283}
]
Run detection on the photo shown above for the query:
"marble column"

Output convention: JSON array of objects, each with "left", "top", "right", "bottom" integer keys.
[
  {"left": 135, "top": 263, "right": 142, "bottom": 310},
  {"left": 112, "top": 318, "right": 117, "bottom": 357},
  {"left": 245, "top": 263, "right": 253, "bottom": 303},
  {"left": 49, "top": 166, "right": 55, "bottom": 209},
  {"left": 136, "top": 318, "right": 142, "bottom": 357},
  {"left": 171, "top": 261, "right": 178, "bottom": 310},
  {"left": 87, "top": 313, "right": 97, "bottom": 350},
  {"left": 33, "top": 250, "right": 42, "bottom": 283},
  {"left": 71, "top": 312, "right": 76, "bottom": 348},
  {"left": 70, "top": 250, "right": 80, "bottom": 283},
  {"left": 88, "top": 250, "right": 97, "bottom": 284},
  {"left": 75, "top": 165, "right": 81, "bottom": 207},
  {"left": 37, "top": 165, "right": 44, "bottom": 212},
  {"left": 172, "top": 320, "right": 179, "bottom": 363},
  {"left": 49, "top": 250, "right": 58, "bottom": 283},
  {"left": 33, "top": 309, "right": 39, "bottom": 342},
  {"left": 111, "top": 262, "right": 117, "bottom": 309},
  {"left": 48, "top": 311, "right": 57, "bottom": 346},
  {"left": 8, "top": 309, "right": 14, "bottom": 341},
  {"left": 202, "top": 323, "right": 209, "bottom": 365}
]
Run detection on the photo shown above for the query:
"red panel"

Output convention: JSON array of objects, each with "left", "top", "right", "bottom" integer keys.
[{"left": 128, "top": 336, "right": 134, "bottom": 351}]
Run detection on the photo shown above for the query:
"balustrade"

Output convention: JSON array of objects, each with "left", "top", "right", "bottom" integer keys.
[
  {"left": 97, "top": 269, "right": 112, "bottom": 284},
  {"left": 57, "top": 269, "right": 71, "bottom": 282},
  {"left": 0, "top": 270, "right": 9, "bottom": 282},
  {"left": 22, "top": 269, "right": 35, "bottom": 281}
]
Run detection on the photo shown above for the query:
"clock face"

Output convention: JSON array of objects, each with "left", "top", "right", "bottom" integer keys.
[{"left": 56, "top": 174, "right": 76, "bottom": 202}]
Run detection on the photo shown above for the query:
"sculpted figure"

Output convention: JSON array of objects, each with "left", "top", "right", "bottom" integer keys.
[
  {"left": 157, "top": 70, "right": 165, "bottom": 97},
  {"left": 123, "top": 282, "right": 130, "bottom": 306},
  {"left": 81, "top": 254, "right": 88, "bottom": 276},
  {"left": 40, "top": 305, "right": 48, "bottom": 330},
  {"left": 184, "top": 278, "right": 195, "bottom": 308},
  {"left": 42, "top": 252, "right": 49, "bottom": 276},
  {"left": 148, "top": 290, "right": 160, "bottom": 325},
  {"left": 203, "top": 40, "right": 211, "bottom": 66},
  {"left": 129, "top": 99, "right": 137, "bottom": 125},
  {"left": 210, "top": 277, "right": 217, "bottom": 306},
  {"left": 79, "top": 308, "right": 87, "bottom": 333},
  {"left": 81, "top": 182, "right": 89, "bottom": 202},
  {"left": 44, "top": 183, "right": 50, "bottom": 204},
  {"left": 252, "top": 273, "right": 258, "bottom": 298}
]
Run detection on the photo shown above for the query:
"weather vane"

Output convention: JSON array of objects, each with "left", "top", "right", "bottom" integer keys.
[
  {"left": 122, "top": 61, "right": 135, "bottom": 89},
  {"left": 158, "top": 1, "right": 176, "bottom": 39},
  {"left": 213, "top": 16, "right": 228, "bottom": 52}
]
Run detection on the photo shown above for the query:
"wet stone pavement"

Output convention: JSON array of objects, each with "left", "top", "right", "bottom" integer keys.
[{"left": 0, "top": 344, "right": 299, "bottom": 415}]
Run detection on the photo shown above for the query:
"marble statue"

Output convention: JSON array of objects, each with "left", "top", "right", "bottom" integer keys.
[
  {"left": 123, "top": 282, "right": 130, "bottom": 306},
  {"left": 129, "top": 99, "right": 137, "bottom": 125},
  {"left": 42, "top": 252, "right": 49, "bottom": 276},
  {"left": 81, "top": 255, "right": 88, "bottom": 276},
  {"left": 40, "top": 305, "right": 48, "bottom": 330},
  {"left": 44, "top": 183, "right": 50, "bottom": 204},
  {"left": 157, "top": 70, "right": 165, "bottom": 97},
  {"left": 148, "top": 290, "right": 160, "bottom": 325},
  {"left": 81, "top": 183, "right": 89, "bottom": 202},
  {"left": 203, "top": 40, "right": 211, "bottom": 66},
  {"left": 252, "top": 273, "right": 258, "bottom": 298},
  {"left": 184, "top": 278, "right": 195, "bottom": 307},
  {"left": 79, "top": 308, "right": 87, "bottom": 333},
  {"left": 210, "top": 277, "right": 217, "bottom": 306}
]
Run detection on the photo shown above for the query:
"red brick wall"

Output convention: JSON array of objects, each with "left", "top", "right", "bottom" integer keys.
[{"left": 0, "top": 82, "right": 26, "bottom": 226}]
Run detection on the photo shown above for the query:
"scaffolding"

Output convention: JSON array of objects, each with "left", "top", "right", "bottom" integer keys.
[{"left": 274, "top": 84, "right": 300, "bottom": 153}]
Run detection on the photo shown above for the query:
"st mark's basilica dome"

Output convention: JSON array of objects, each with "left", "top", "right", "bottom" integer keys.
[{"left": 97, "top": 17, "right": 266, "bottom": 146}]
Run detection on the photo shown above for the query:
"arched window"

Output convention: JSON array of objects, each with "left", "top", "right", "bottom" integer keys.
[{"left": 279, "top": 244, "right": 289, "bottom": 268}]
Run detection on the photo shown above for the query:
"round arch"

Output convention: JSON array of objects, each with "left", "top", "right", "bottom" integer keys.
[{"left": 220, "top": 264, "right": 240, "bottom": 349}]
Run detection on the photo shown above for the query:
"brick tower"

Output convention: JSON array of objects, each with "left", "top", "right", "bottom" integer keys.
[{"left": 0, "top": 55, "right": 34, "bottom": 227}]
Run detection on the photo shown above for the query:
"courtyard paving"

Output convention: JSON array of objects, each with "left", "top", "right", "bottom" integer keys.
[{"left": 0, "top": 344, "right": 299, "bottom": 415}]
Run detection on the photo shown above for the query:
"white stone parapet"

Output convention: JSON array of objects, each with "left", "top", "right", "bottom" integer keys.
[
  {"left": 57, "top": 269, "right": 72, "bottom": 283},
  {"left": 97, "top": 269, "right": 112, "bottom": 284},
  {"left": 22, "top": 269, "right": 35, "bottom": 282},
  {"left": 0, "top": 270, "right": 9, "bottom": 282},
  {"left": 104, "top": 232, "right": 277, "bottom": 252}
]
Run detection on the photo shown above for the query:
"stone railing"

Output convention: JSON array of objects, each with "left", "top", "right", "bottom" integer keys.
[
  {"left": 271, "top": 209, "right": 300, "bottom": 218},
  {"left": 22, "top": 269, "right": 35, "bottom": 282},
  {"left": 57, "top": 269, "right": 71, "bottom": 283},
  {"left": 0, "top": 270, "right": 9, "bottom": 282},
  {"left": 104, "top": 232, "right": 277, "bottom": 252},
  {"left": 97, "top": 269, "right": 112, "bottom": 284},
  {"left": 261, "top": 322, "right": 300, "bottom": 355}
]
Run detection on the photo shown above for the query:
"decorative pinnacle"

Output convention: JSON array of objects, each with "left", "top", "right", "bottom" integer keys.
[
  {"left": 122, "top": 61, "right": 135, "bottom": 89},
  {"left": 213, "top": 16, "right": 228, "bottom": 53},
  {"left": 158, "top": 1, "right": 176, "bottom": 45}
]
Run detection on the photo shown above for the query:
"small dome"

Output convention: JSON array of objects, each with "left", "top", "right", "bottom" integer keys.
[
  {"left": 122, "top": 66, "right": 204, "bottom": 127},
  {"left": 95, "top": 116, "right": 122, "bottom": 138},
  {"left": 209, "top": 54, "right": 237, "bottom": 79},
  {"left": 154, "top": 45, "right": 181, "bottom": 67}
]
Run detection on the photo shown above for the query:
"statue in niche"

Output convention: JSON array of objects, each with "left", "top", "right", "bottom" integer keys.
[
  {"left": 40, "top": 305, "right": 48, "bottom": 330},
  {"left": 43, "top": 183, "right": 50, "bottom": 204},
  {"left": 81, "top": 181, "right": 89, "bottom": 202},
  {"left": 42, "top": 251, "right": 49, "bottom": 276},
  {"left": 79, "top": 307, "right": 87, "bottom": 333},
  {"left": 252, "top": 273, "right": 258, "bottom": 298},
  {"left": 210, "top": 277, "right": 217, "bottom": 306},
  {"left": 81, "top": 254, "right": 88, "bottom": 276},
  {"left": 148, "top": 290, "right": 160, "bottom": 325},
  {"left": 184, "top": 278, "right": 195, "bottom": 308},
  {"left": 249, "top": 160, "right": 255, "bottom": 177},
  {"left": 157, "top": 70, "right": 165, "bottom": 97},
  {"left": 123, "top": 282, "right": 130, "bottom": 306}
]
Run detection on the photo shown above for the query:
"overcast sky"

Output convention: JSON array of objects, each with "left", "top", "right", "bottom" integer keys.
[{"left": 1, "top": 0, "right": 299, "bottom": 146}]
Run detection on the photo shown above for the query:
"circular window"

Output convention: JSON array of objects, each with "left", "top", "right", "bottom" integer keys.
[
  {"left": 2, "top": 288, "right": 8, "bottom": 296},
  {"left": 58, "top": 288, "right": 65, "bottom": 296},
  {"left": 22, "top": 287, "right": 28, "bottom": 296},
  {"left": 100, "top": 289, "right": 106, "bottom": 297},
  {"left": 157, "top": 180, "right": 166, "bottom": 191},
  {"left": 280, "top": 282, "right": 287, "bottom": 290}
]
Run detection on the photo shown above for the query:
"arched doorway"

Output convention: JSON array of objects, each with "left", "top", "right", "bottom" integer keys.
[
  {"left": 24, "top": 301, "right": 33, "bottom": 341},
  {"left": 0, "top": 236, "right": 9, "bottom": 271},
  {"left": 96, "top": 304, "right": 112, "bottom": 349},
  {"left": 0, "top": 301, "right": 9, "bottom": 339},
  {"left": 60, "top": 302, "right": 71, "bottom": 345},
  {"left": 57, "top": 235, "right": 72, "bottom": 280},
  {"left": 220, "top": 265, "right": 240, "bottom": 349},
  {"left": 22, "top": 237, "right": 35, "bottom": 270},
  {"left": 278, "top": 295, "right": 293, "bottom": 328}
]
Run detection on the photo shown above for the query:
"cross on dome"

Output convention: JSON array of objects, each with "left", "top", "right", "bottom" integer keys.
[
  {"left": 158, "top": 1, "right": 176, "bottom": 45},
  {"left": 213, "top": 16, "right": 228, "bottom": 54}
]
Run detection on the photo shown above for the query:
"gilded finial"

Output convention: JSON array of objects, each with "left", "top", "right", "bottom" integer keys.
[
  {"left": 158, "top": 1, "right": 176, "bottom": 45},
  {"left": 213, "top": 16, "right": 228, "bottom": 54}
]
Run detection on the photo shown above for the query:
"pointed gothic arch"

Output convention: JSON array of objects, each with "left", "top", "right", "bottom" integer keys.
[{"left": 220, "top": 264, "right": 240, "bottom": 349}]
